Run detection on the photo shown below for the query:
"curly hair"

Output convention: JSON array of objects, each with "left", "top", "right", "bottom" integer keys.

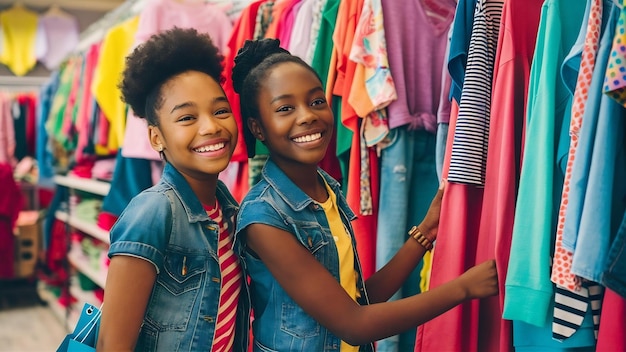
[
  {"left": 120, "top": 27, "right": 224, "bottom": 126},
  {"left": 231, "top": 38, "right": 322, "bottom": 158}
]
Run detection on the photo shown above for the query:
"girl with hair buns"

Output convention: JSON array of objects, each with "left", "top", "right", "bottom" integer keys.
[
  {"left": 97, "top": 28, "right": 249, "bottom": 351},
  {"left": 232, "top": 38, "right": 499, "bottom": 352}
]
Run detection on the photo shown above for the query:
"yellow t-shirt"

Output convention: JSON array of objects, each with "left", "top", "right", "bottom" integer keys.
[
  {"left": 0, "top": 6, "right": 39, "bottom": 76},
  {"left": 90, "top": 16, "right": 139, "bottom": 153},
  {"left": 319, "top": 181, "right": 359, "bottom": 352}
]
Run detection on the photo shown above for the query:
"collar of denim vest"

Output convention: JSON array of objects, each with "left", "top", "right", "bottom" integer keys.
[
  {"left": 161, "top": 162, "right": 239, "bottom": 223},
  {"left": 262, "top": 158, "right": 345, "bottom": 213}
]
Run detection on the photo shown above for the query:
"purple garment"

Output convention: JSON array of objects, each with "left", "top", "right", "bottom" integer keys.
[
  {"left": 382, "top": 0, "right": 456, "bottom": 131},
  {"left": 38, "top": 14, "right": 79, "bottom": 70}
]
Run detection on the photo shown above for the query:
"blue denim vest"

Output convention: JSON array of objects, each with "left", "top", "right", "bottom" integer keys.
[
  {"left": 108, "top": 163, "right": 250, "bottom": 351},
  {"left": 235, "top": 159, "right": 374, "bottom": 352}
]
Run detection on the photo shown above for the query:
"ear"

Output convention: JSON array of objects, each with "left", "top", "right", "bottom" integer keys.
[
  {"left": 247, "top": 118, "right": 265, "bottom": 141},
  {"left": 148, "top": 125, "right": 164, "bottom": 152}
]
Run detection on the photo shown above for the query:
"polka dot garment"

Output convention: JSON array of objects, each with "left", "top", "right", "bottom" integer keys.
[
  {"left": 550, "top": 0, "right": 603, "bottom": 291},
  {"left": 603, "top": 2, "right": 626, "bottom": 105}
]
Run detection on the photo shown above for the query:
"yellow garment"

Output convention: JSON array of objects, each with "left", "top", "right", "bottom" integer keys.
[
  {"left": 91, "top": 16, "right": 139, "bottom": 153},
  {"left": 420, "top": 248, "right": 434, "bottom": 292},
  {"left": 319, "top": 180, "right": 359, "bottom": 352},
  {"left": 0, "top": 6, "right": 39, "bottom": 76}
]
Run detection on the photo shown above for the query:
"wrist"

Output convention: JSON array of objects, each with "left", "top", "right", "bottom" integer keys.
[
  {"left": 408, "top": 226, "right": 434, "bottom": 251},
  {"left": 416, "top": 223, "right": 436, "bottom": 242}
]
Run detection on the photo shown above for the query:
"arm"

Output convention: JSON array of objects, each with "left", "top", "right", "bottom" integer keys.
[
  {"left": 96, "top": 256, "right": 157, "bottom": 351},
  {"left": 245, "top": 222, "right": 497, "bottom": 347},
  {"left": 366, "top": 185, "right": 444, "bottom": 303}
]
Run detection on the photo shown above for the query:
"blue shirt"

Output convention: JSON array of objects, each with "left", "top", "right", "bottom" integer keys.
[
  {"left": 564, "top": 2, "right": 626, "bottom": 282},
  {"left": 108, "top": 162, "right": 249, "bottom": 351},
  {"left": 235, "top": 159, "right": 373, "bottom": 352},
  {"left": 447, "top": 0, "right": 478, "bottom": 102}
]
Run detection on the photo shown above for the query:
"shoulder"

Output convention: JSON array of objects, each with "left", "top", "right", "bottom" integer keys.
[
  {"left": 237, "top": 196, "right": 288, "bottom": 231},
  {"left": 110, "top": 189, "right": 174, "bottom": 240}
]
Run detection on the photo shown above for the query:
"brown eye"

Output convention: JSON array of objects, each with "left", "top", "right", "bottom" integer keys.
[
  {"left": 276, "top": 105, "right": 293, "bottom": 113},
  {"left": 311, "top": 98, "right": 326, "bottom": 106}
]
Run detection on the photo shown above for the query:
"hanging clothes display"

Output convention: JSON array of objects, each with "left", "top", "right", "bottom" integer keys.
[
  {"left": 376, "top": 1, "right": 455, "bottom": 351},
  {"left": 25, "top": 0, "right": 626, "bottom": 350},
  {"left": 416, "top": 0, "right": 504, "bottom": 351}
]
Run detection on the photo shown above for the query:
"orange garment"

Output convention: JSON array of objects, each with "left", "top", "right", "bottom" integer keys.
[
  {"left": 263, "top": 0, "right": 291, "bottom": 40},
  {"left": 327, "top": 0, "right": 377, "bottom": 279}
]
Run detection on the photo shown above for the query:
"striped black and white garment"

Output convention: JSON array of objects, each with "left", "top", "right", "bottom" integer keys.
[
  {"left": 447, "top": 0, "right": 504, "bottom": 185},
  {"left": 552, "top": 281, "right": 604, "bottom": 341}
]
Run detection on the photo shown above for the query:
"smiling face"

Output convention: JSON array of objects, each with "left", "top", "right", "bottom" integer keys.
[
  {"left": 149, "top": 70, "right": 238, "bottom": 184},
  {"left": 250, "top": 61, "right": 334, "bottom": 170}
]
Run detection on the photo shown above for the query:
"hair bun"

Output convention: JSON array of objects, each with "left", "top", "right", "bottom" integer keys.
[{"left": 232, "top": 38, "right": 289, "bottom": 94}]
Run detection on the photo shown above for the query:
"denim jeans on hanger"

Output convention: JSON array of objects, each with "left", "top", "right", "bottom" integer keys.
[
  {"left": 376, "top": 126, "right": 439, "bottom": 352},
  {"left": 435, "top": 123, "right": 449, "bottom": 181},
  {"left": 603, "top": 208, "right": 626, "bottom": 298}
]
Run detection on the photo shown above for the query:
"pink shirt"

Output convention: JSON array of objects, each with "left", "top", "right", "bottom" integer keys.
[
  {"left": 0, "top": 94, "right": 16, "bottom": 166},
  {"left": 134, "top": 0, "right": 232, "bottom": 51}
]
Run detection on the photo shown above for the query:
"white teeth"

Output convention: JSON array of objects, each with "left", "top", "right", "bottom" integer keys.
[
  {"left": 194, "top": 142, "right": 225, "bottom": 152},
  {"left": 293, "top": 133, "right": 322, "bottom": 143}
]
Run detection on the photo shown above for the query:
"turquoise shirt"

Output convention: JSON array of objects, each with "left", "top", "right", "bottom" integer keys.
[{"left": 503, "top": 0, "right": 586, "bottom": 327}]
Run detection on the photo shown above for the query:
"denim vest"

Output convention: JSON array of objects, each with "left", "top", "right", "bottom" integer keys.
[
  {"left": 235, "top": 159, "right": 374, "bottom": 352},
  {"left": 108, "top": 163, "right": 250, "bottom": 351}
]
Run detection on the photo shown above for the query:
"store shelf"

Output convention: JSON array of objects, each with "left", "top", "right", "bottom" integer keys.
[
  {"left": 68, "top": 250, "right": 107, "bottom": 289},
  {"left": 54, "top": 174, "right": 111, "bottom": 196},
  {"left": 37, "top": 283, "right": 66, "bottom": 323},
  {"left": 55, "top": 211, "right": 110, "bottom": 244},
  {"left": 37, "top": 282, "right": 78, "bottom": 331}
]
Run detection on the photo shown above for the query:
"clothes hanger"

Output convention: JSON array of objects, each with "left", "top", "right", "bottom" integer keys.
[
  {"left": 12, "top": 1, "right": 26, "bottom": 10},
  {"left": 44, "top": 4, "right": 73, "bottom": 19}
]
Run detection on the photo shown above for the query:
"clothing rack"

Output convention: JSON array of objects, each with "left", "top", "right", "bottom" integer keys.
[
  {"left": 0, "top": 75, "right": 48, "bottom": 91},
  {"left": 74, "top": 0, "right": 146, "bottom": 52},
  {"left": 0, "top": 0, "right": 123, "bottom": 11}
]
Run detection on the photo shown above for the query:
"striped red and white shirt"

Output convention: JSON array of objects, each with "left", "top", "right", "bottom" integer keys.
[{"left": 205, "top": 201, "right": 242, "bottom": 352}]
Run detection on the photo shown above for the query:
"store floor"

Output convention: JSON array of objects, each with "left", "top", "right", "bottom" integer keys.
[{"left": 0, "top": 279, "right": 67, "bottom": 352}]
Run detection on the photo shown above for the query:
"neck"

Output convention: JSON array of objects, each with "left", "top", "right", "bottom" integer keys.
[
  {"left": 186, "top": 174, "right": 220, "bottom": 207},
  {"left": 276, "top": 160, "right": 327, "bottom": 202}
]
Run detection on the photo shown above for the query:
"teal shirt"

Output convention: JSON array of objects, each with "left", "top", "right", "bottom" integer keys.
[{"left": 503, "top": 0, "right": 586, "bottom": 327}]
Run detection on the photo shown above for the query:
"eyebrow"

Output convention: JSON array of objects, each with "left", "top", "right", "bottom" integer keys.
[
  {"left": 270, "top": 86, "right": 324, "bottom": 105},
  {"left": 170, "top": 96, "right": 229, "bottom": 113}
]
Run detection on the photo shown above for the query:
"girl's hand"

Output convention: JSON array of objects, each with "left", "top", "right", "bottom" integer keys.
[
  {"left": 457, "top": 259, "right": 499, "bottom": 299},
  {"left": 417, "top": 180, "right": 446, "bottom": 240}
]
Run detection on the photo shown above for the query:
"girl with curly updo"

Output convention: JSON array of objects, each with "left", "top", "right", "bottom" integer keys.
[
  {"left": 97, "top": 28, "right": 249, "bottom": 351},
  {"left": 232, "top": 38, "right": 499, "bottom": 352}
]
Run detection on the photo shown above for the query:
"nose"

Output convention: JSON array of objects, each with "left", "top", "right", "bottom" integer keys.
[
  {"left": 198, "top": 115, "right": 222, "bottom": 135},
  {"left": 297, "top": 106, "right": 318, "bottom": 125}
]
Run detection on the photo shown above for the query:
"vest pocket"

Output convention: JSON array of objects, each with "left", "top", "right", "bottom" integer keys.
[
  {"left": 145, "top": 251, "right": 206, "bottom": 330},
  {"left": 280, "top": 301, "right": 321, "bottom": 338},
  {"left": 160, "top": 252, "right": 205, "bottom": 294}
]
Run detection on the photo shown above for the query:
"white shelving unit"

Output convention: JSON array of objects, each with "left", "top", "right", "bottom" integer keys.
[
  {"left": 55, "top": 211, "right": 110, "bottom": 244},
  {"left": 37, "top": 281, "right": 80, "bottom": 330},
  {"left": 53, "top": 175, "right": 111, "bottom": 196},
  {"left": 46, "top": 174, "right": 110, "bottom": 330},
  {"left": 68, "top": 249, "right": 107, "bottom": 288}
]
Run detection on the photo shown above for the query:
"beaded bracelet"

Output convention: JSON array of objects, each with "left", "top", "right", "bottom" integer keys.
[{"left": 408, "top": 226, "right": 434, "bottom": 251}]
